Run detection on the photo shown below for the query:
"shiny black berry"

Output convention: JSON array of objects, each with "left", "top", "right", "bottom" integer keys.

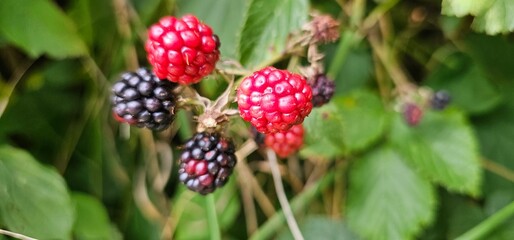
[
  {"left": 309, "top": 74, "right": 335, "bottom": 107},
  {"left": 431, "top": 90, "right": 451, "bottom": 110},
  {"left": 178, "top": 132, "right": 237, "bottom": 195},
  {"left": 111, "top": 67, "right": 177, "bottom": 131}
]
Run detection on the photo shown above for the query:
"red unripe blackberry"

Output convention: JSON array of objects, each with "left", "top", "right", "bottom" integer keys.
[
  {"left": 111, "top": 68, "right": 177, "bottom": 131},
  {"left": 309, "top": 74, "right": 335, "bottom": 107},
  {"left": 264, "top": 124, "right": 304, "bottom": 158},
  {"left": 237, "top": 67, "right": 313, "bottom": 134},
  {"left": 403, "top": 103, "right": 423, "bottom": 126},
  {"left": 178, "top": 132, "right": 237, "bottom": 195},
  {"left": 145, "top": 15, "right": 220, "bottom": 85}
]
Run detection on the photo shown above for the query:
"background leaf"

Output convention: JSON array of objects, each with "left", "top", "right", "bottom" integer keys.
[
  {"left": 301, "top": 103, "right": 346, "bottom": 159},
  {"left": 323, "top": 44, "right": 374, "bottom": 95},
  {"left": 302, "top": 90, "right": 387, "bottom": 158},
  {"left": 425, "top": 52, "right": 502, "bottom": 115},
  {"left": 0, "top": 145, "right": 74, "bottom": 239},
  {"left": 0, "top": 0, "right": 87, "bottom": 58},
  {"left": 238, "top": 0, "right": 309, "bottom": 68},
  {"left": 346, "top": 146, "right": 436, "bottom": 240},
  {"left": 277, "top": 216, "right": 359, "bottom": 240},
  {"left": 332, "top": 90, "right": 387, "bottom": 152},
  {"left": 473, "top": 82, "right": 514, "bottom": 195},
  {"left": 177, "top": 0, "right": 247, "bottom": 60},
  {"left": 442, "top": 0, "right": 514, "bottom": 35},
  {"left": 390, "top": 110, "right": 482, "bottom": 196},
  {"left": 72, "top": 193, "right": 113, "bottom": 240}
]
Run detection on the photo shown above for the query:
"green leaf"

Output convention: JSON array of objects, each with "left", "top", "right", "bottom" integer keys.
[
  {"left": 300, "top": 138, "right": 343, "bottom": 159},
  {"left": 302, "top": 103, "right": 346, "bottom": 159},
  {"left": 0, "top": 145, "right": 74, "bottom": 239},
  {"left": 0, "top": 0, "right": 87, "bottom": 58},
  {"left": 346, "top": 146, "right": 436, "bottom": 240},
  {"left": 177, "top": 0, "right": 247, "bottom": 60},
  {"left": 130, "top": 0, "right": 163, "bottom": 24},
  {"left": 441, "top": 0, "right": 491, "bottom": 17},
  {"left": 462, "top": 33, "right": 514, "bottom": 83},
  {"left": 442, "top": 0, "right": 514, "bottom": 35},
  {"left": 0, "top": 61, "right": 85, "bottom": 163},
  {"left": 441, "top": 193, "right": 486, "bottom": 239},
  {"left": 72, "top": 193, "right": 112, "bottom": 240},
  {"left": 173, "top": 179, "right": 240, "bottom": 239},
  {"left": 425, "top": 52, "right": 502, "bottom": 115},
  {"left": 302, "top": 91, "right": 387, "bottom": 158},
  {"left": 322, "top": 44, "right": 374, "bottom": 95},
  {"left": 278, "top": 216, "right": 360, "bottom": 240},
  {"left": 390, "top": 110, "right": 482, "bottom": 196},
  {"left": 68, "top": 0, "right": 94, "bottom": 47},
  {"left": 238, "top": 0, "right": 309, "bottom": 68},
  {"left": 332, "top": 91, "right": 388, "bottom": 152},
  {"left": 473, "top": 83, "right": 514, "bottom": 195}
]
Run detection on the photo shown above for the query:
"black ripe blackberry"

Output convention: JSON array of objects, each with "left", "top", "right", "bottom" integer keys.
[
  {"left": 309, "top": 74, "right": 335, "bottom": 107},
  {"left": 111, "top": 68, "right": 177, "bottom": 131},
  {"left": 178, "top": 132, "right": 237, "bottom": 195},
  {"left": 431, "top": 90, "right": 451, "bottom": 110}
]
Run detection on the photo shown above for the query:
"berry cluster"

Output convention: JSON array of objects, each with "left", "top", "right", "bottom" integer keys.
[
  {"left": 177, "top": 132, "right": 237, "bottom": 195},
  {"left": 111, "top": 68, "right": 176, "bottom": 131},
  {"left": 110, "top": 14, "right": 318, "bottom": 195},
  {"left": 145, "top": 15, "right": 220, "bottom": 85},
  {"left": 237, "top": 67, "right": 313, "bottom": 134}
]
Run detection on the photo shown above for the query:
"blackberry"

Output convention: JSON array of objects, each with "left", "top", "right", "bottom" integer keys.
[
  {"left": 237, "top": 66, "right": 313, "bottom": 134},
  {"left": 111, "top": 67, "right": 177, "bottom": 131},
  {"left": 265, "top": 124, "right": 304, "bottom": 158},
  {"left": 431, "top": 90, "right": 451, "bottom": 110},
  {"left": 403, "top": 103, "right": 423, "bottom": 126},
  {"left": 178, "top": 132, "right": 237, "bottom": 195},
  {"left": 309, "top": 74, "right": 335, "bottom": 107},
  {"left": 145, "top": 15, "right": 220, "bottom": 84},
  {"left": 250, "top": 126, "right": 265, "bottom": 146}
]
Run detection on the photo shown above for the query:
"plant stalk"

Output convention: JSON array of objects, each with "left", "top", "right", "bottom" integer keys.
[
  {"left": 456, "top": 201, "right": 514, "bottom": 240},
  {"left": 249, "top": 164, "right": 338, "bottom": 240},
  {"left": 327, "top": 31, "right": 359, "bottom": 79},
  {"left": 206, "top": 194, "right": 222, "bottom": 240}
]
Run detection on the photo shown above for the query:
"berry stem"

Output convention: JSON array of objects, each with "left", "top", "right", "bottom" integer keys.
[
  {"left": 205, "top": 194, "right": 222, "bottom": 240},
  {"left": 368, "top": 18, "right": 416, "bottom": 95},
  {"left": 455, "top": 200, "right": 514, "bottom": 240},
  {"left": 217, "top": 67, "right": 252, "bottom": 76},
  {"left": 249, "top": 162, "right": 340, "bottom": 240},
  {"left": 327, "top": 31, "right": 360, "bottom": 79},
  {"left": 266, "top": 149, "right": 304, "bottom": 240},
  {"left": 0, "top": 60, "right": 34, "bottom": 119},
  {"left": 0, "top": 229, "right": 37, "bottom": 240}
]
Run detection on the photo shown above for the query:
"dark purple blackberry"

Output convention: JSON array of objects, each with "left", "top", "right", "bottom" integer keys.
[
  {"left": 111, "top": 67, "right": 177, "bottom": 131},
  {"left": 250, "top": 126, "right": 265, "bottom": 146},
  {"left": 309, "top": 74, "right": 335, "bottom": 107},
  {"left": 178, "top": 132, "right": 237, "bottom": 195},
  {"left": 431, "top": 90, "right": 451, "bottom": 110}
]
